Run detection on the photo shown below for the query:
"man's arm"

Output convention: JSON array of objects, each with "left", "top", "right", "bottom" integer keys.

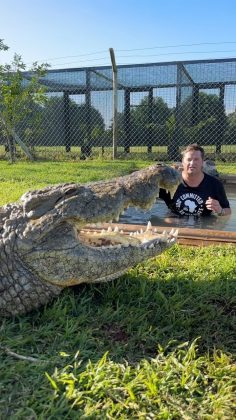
[
  {"left": 206, "top": 177, "right": 231, "bottom": 216},
  {"left": 206, "top": 197, "right": 231, "bottom": 216}
]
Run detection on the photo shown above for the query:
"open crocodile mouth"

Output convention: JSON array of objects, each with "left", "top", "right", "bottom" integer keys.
[{"left": 77, "top": 221, "right": 178, "bottom": 249}]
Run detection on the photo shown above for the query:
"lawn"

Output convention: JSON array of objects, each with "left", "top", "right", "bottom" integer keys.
[
  {"left": 0, "top": 159, "right": 235, "bottom": 206},
  {"left": 0, "top": 160, "right": 235, "bottom": 419}
]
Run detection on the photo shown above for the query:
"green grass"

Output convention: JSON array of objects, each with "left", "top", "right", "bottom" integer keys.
[
  {"left": 0, "top": 161, "right": 236, "bottom": 418},
  {"left": 0, "top": 159, "right": 235, "bottom": 206},
  {"left": 216, "top": 163, "right": 236, "bottom": 174},
  {"left": 0, "top": 246, "right": 235, "bottom": 418},
  {"left": 0, "top": 160, "right": 148, "bottom": 205},
  {"left": 1, "top": 143, "right": 236, "bottom": 164}
]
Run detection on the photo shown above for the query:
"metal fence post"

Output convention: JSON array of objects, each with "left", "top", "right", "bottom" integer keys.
[
  {"left": 124, "top": 89, "right": 130, "bottom": 154},
  {"left": 147, "top": 88, "right": 153, "bottom": 153},
  {"left": 168, "top": 63, "right": 182, "bottom": 160},
  {"left": 64, "top": 92, "right": 71, "bottom": 153},
  {"left": 109, "top": 48, "right": 118, "bottom": 159},
  {"left": 216, "top": 85, "right": 226, "bottom": 155}
]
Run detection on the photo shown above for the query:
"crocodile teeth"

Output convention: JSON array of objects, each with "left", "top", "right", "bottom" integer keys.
[
  {"left": 172, "top": 229, "right": 178, "bottom": 238},
  {"left": 146, "top": 221, "right": 152, "bottom": 231},
  {"left": 161, "top": 230, "right": 168, "bottom": 241},
  {"left": 107, "top": 226, "right": 112, "bottom": 232},
  {"left": 169, "top": 228, "right": 178, "bottom": 238},
  {"left": 114, "top": 226, "right": 119, "bottom": 233}
]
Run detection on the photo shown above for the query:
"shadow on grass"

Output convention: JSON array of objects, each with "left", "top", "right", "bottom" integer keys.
[{"left": 68, "top": 272, "right": 235, "bottom": 362}]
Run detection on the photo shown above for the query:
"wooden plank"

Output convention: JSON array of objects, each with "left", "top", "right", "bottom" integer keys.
[{"left": 220, "top": 175, "right": 236, "bottom": 184}]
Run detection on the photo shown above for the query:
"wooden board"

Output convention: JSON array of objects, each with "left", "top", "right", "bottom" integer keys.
[{"left": 220, "top": 175, "right": 236, "bottom": 185}]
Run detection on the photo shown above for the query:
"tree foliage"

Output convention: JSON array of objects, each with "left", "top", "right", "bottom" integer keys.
[
  {"left": 181, "top": 92, "right": 227, "bottom": 149},
  {"left": 22, "top": 96, "right": 105, "bottom": 147},
  {"left": 0, "top": 39, "right": 49, "bottom": 161},
  {"left": 111, "top": 96, "right": 173, "bottom": 148}
]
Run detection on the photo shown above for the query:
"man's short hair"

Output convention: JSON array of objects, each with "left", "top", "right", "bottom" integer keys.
[{"left": 181, "top": 144, "right": 205, "bottom": 160}]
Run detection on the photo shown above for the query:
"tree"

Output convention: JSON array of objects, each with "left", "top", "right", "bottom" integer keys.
[
  {"left": 23, "top": 96, "right": 105, "bottom": 157},
  {"left": 69, "top": 102, "right": 105, "bottom": 154},
  {"left": 223, "top": 110, "right": 236, "bottom": 145},
  {"left": 0, "top": 39, "right": 8, "bottom": 52},
  {"left": 180, "top": 91, "right": 227, "bottom": 153},
  {"left": 0, "top": 39, "right": 49, "bottom": 161},
  {"left": 131, "top": 96, "right": 171, "bottom": 126},
  {"left": 109, "top": 96, "right": 172, "bottom": 152}
]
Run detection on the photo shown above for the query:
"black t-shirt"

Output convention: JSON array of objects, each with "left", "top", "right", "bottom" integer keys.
[{"left": 159, "top": 173, "right": 230, "bottom": 217}]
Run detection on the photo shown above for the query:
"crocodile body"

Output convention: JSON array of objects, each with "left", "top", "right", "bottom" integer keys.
[{"left": 0, "top": 164, "right": 180, "bottom": 316}]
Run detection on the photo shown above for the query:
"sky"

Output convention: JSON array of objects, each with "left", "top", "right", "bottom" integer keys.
[{"left": 1, "top": 0, "right": 236, "bottom": 70}]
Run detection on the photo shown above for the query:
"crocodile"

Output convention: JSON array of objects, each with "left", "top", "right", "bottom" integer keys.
[{"left": 0, "top": 164, "right": 180, "bottom": 316}]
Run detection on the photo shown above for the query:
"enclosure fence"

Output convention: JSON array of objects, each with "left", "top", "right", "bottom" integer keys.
[{"left": 1, "top": 57, "right": 236, "bottom": 162}]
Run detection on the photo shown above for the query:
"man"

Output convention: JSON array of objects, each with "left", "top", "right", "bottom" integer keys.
[{"left": 160, "top": 144, "right": 231, "bottom": 217}]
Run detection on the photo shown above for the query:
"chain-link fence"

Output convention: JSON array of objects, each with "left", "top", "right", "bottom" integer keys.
[{"left": 1, "top": 58, "right": 236, "bottom": 162}]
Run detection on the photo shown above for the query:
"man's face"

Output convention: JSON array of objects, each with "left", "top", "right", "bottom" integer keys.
[{"left": 182, "top": 150, "right": 203, "bottom": 175}]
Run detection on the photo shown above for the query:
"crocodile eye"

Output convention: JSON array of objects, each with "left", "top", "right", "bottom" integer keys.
[
  {"left": 54, "top": 188, "right": 78, "bottom": 205},
  {"left": 64, "top": 188, "right": 77, "bottom": 196}
]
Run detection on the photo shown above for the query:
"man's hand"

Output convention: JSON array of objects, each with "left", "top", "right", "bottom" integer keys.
[{"left": 205, "top": 196, "right": 222, "bottom": 214}]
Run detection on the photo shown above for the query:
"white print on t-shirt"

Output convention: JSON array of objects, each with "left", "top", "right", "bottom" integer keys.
[{"left": 175, "top": 192, "right": 204, "bottom": 215}]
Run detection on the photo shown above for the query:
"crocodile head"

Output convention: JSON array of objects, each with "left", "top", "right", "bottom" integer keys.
[{"left": 0, "top": 164, "right": 180, "bottom": 316}]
